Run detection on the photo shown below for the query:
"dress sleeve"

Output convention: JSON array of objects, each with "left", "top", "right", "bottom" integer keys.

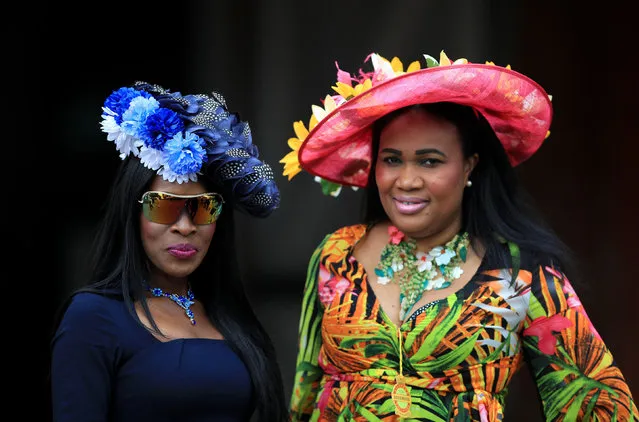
[
  {"left": 522, "top": 263, "right": 638, "bottom": 421},
  {"left": 289, "top": 234, "right": 330, "bottom": 421},
  {"left": 51, "top": 293, "right": 119, "bottom": 422}
]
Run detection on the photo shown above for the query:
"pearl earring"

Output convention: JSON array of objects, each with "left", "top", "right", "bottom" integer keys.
[{"left": 466, "top": 180, "right": 472, "bottom": 187}]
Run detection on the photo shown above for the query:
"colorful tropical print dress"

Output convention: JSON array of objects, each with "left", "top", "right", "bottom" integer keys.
[{"left": 290, "top": 224, "right": 638, "bottom": 421}]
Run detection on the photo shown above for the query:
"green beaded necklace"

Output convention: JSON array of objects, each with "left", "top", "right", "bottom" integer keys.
[{"left": 374, "top": 225, "right": 470, "bottom": 321}]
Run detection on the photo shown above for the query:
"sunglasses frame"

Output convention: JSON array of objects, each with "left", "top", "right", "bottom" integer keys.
[{"left": 138, "top": 191, "right": 225, "bottom": 225}]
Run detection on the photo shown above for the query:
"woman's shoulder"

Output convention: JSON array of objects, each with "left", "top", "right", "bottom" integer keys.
[
  {"left": 481, "top": 240, "right": 554, "bottom": 270},
  {"left": 481, "top": 242, "right": 572, "bottom": 291},
  {"left": 52, "top": 291, "right": 130, "bottom": 358},
  {"left": 60, "top": 291, "right": 125, "bottom": 326},
  {"left": 70, "top": 290, "right": 123, "bottom": 307},
  {"left": 317, "top": 223, "right": 368, "bottom": 255},
  {"left": 327, "top": 223, "right": 367, "bottom": 241},
  {"left": 515, "top": 246, "right": 565, "bottom": 274}
]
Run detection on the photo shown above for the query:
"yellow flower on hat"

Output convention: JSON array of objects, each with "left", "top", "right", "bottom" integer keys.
[
  {"left": 280, "top": 50, "right": 553, "bottom": 194},
  {"left": 280, "top": 93, "right": 343, "bottom": 180},
  {"left": 280, "top": 115, "right": 318, "bottom": 180},
  {"left": 331, "top": 54, "right": 421, "bottom": 100},
  {"left": 311, "top": 95, "right": 340, "bottom": 123},
  {"left": 485, "top": 60, "right": 511, "bottom": 70},
  {"left": 438, "top": 50, "right": 469, "bottom": 66},
  {"left": 332, "top": 79, "right": 373, "bottom": 101},
  {"left": 389, "top": 56, "right": 422, "bottom": 74}
]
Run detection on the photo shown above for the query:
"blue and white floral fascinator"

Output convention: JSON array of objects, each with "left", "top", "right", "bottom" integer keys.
[{"left": 100, "top": 81, "right": 280, "bottom": 217}]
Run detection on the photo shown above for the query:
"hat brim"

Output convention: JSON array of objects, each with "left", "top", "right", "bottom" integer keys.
[{"left": 298, "top": 63, "right": 553, "bottom": 188}]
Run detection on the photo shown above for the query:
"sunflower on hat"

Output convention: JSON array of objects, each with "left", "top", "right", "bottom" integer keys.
[
  {"left": 280, "top": 51, "right": 552, "bottom": 197},
  {"left": 280, "top": 51, "right": 476, "bottom": 196}
]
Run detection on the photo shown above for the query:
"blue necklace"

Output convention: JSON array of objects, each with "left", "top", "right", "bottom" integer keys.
[{"left": 146, "top": 284, "right": 196, "bottom": 325}]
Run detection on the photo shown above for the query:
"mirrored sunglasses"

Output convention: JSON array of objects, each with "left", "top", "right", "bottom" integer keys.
[{"left": 138, "top": 191, "right": 224, "bottom": 225}]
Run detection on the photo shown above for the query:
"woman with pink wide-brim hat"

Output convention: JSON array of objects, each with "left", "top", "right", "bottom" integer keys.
[{"left": 281, "top": 51, "right": 638, "bottom": 421}]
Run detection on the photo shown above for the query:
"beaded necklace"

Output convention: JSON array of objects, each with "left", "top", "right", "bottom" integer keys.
[
  {"left": 146, "top": 284, "right": 196, "bottom": 325},
  {"left": 374, "top": 226, "right": 469, "bottom": 321}
]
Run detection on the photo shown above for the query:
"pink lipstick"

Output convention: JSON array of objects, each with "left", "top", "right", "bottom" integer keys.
[
  {"left": 167, "top": 244, "right": 198, "bottom": 258},
  {"left": 393, "top": 197, "right": 427, "bottom": 215}
]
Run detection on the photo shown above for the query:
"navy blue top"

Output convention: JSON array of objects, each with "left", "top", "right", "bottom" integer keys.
[{"left": 51, "top": 292, "right": 253, "bottom": 421}]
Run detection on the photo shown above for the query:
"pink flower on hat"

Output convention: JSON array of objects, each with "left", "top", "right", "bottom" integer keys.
[{"left": 280, "top": 50, "right": 554, "bottom": 195}]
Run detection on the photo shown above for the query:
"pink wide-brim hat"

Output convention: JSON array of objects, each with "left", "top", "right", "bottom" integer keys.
[{"left": 296, "top": 54, "right": 553, "bottom": 188}]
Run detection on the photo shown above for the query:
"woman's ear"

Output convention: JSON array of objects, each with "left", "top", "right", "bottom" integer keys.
[{"left": 465, "top": 153, "right": 479, "bottom": 177}]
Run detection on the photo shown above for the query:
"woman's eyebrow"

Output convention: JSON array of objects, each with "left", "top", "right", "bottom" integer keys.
[
  {"left": 380, "top": 148, "right": 402, "bottom": 155},
  {"left": 415, "top": 148, "right": 445, "bottom": 156},
  {"left": 380, "top": 147, "right": 446, "bottom": 156}
]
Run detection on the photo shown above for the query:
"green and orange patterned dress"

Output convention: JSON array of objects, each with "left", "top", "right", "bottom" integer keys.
[{"left": 290, "top": 224, "right": 638, "bottom": 421}]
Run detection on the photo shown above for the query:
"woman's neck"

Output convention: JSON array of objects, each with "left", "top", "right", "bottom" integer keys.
[
  {"left": 384, "top": 220, "right": 464, "bottom": 253},
  {"left": 146, "top": 275, "right": 189, "bottom": 296}
]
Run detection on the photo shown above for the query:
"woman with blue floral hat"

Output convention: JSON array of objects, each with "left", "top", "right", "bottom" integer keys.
[
  {"left": 281, "top": 52, "right": 638, "bottom": 421},
  {"left": 50, "top": 81, "right": 288, "bottom": 421}
]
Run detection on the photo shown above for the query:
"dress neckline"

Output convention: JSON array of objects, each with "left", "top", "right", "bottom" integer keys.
[{"left": 344, "top": 223, "right": 486, "bottom": 331}]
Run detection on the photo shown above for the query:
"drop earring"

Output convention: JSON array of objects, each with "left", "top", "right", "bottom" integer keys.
[{"left": 466, "top": 180, "right": 473, "bottom": 187}]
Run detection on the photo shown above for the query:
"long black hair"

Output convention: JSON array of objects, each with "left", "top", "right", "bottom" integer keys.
[
  {"left": 364, "top": 102, "right": 576, "bottom": 278},
  {"left": 52, "top": 157, "right": 288, "bottom": 421}
]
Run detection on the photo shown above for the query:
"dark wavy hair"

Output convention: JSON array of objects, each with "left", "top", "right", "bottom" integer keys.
[
  {"left": 363, "top": 102, "right": 576, "bottom": 278},
  {"left": 52, "top": 157, "right": 287, "bottom": 421}
]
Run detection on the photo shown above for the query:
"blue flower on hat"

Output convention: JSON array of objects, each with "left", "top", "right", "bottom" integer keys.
[
  {"left": 100, "top": 81, "right": 281, "bottom": 217},
  {"left": 103, "top": 87, "right": 151, "bottom": 124},
  {"left": 139, "top": 108, "right": 184, "bottom": 150},
  {"left": 120, "top": 96, "right": 160, "bottom": 138},
  {"left": 160, "top": 132, "right": 206, "bottom": 183}
]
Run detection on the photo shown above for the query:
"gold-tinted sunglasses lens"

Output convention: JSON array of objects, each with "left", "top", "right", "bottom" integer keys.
[
  {"left": 191, "top": 194, "right": 223, "bottom": 224},
  {"left": 140, "top": 192, "right": 223, "bottom": 225}
]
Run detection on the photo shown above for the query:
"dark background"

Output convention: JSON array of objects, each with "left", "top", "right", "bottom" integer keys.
[{"left": 11, "top": 1, "right": 637, "bottom": 420}]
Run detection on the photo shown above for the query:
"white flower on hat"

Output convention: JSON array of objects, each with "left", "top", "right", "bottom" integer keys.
[{"left": 100, "top": 110, "right": 142, "bottom": 159}]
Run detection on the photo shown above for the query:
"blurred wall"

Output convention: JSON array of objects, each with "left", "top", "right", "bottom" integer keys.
[{"left": 12, "top": 1, "right": 637, "bottom": 419}]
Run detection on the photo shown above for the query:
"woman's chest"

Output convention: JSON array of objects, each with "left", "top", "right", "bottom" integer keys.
[
  {"left": 319, "top": 265, "right": 532, "bottom": 363},
  {"left": 114, "top": 340, "right": 253, "bottom": 420}
]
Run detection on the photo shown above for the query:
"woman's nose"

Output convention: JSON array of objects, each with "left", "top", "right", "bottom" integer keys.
[
  {"left": 395, "top": 165, "right": 424, "bottom": 190},
  {"left": 171, "top": 209, "right": 197, "bottom": 234}
]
